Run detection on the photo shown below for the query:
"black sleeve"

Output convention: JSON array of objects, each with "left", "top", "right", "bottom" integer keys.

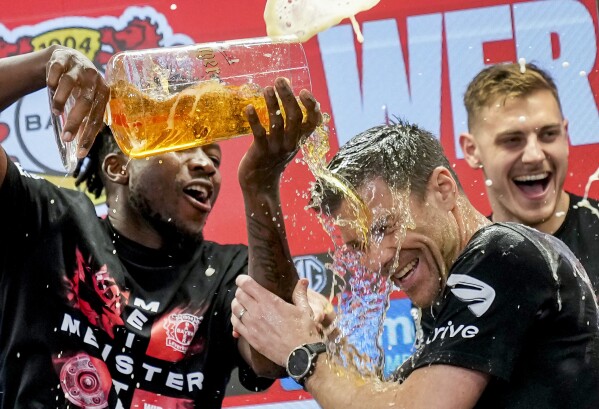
[
  {"left": 409, "top": 225, "right": 557, "bottom": 381},
  {"left": 219, "top": 244, "right": 276, "bottom": 391},
  {"left": 0, "top": 160, "right": 61, "bottom": 241}
]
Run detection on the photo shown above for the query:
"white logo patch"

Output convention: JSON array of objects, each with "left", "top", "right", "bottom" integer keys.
[
  {"left": 294, "top": 255, "right": 328, "bottom": 293},
  {"left": 447, "top": 274, "right": 496, "bottom": 317},
  {"left": 163, "top": 314, "right": 201, "bottom": 353}
]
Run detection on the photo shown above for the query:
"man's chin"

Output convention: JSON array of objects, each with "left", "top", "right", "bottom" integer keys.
[
  {"left": 512, "top": 206, "right": 556, "bottom": 227},
  {"left": 151, "top": 217, "right": 205, "bottom": 246},
  {"left": 171, "top": 223, "right": 205, "bottom": 244}
]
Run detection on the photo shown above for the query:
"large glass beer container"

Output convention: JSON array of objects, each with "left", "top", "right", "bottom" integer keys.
[{"left": 104, "top": 37, "right": 311, "bottom": 158}]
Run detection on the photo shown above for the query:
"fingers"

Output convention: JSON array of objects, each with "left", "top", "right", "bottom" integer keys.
[
  {"left": 46, "top": 48, "right": 109, "bottom": 156},
  {"left": 46, "top": 49, "right": 71, "bottom": 107},
  {"left": 230, "top": 298, "right": 248, "bottom": 340},
  {"left": 292, "top": 279, "right": 314, "bottom": 318},
  {"left": 264, "top": 85, "right": 284, "bottom": 145},
  {"left": 76, "top": 79, "right": 110, "bottom": 157},
  {"left": 274, "top": 78, "right": 302, "bottom": 151},
  {"left": 234, "top": 276, "right": 279, "bottom": 318},
  {"left": 245, "top": 104, "right": 268, "bottom": 149},
  {"left": 299, "top": 89, "right": 323, "bottom": 136},
  {"left": 48, "top": 71, "right": 76, "bottom": 118}
]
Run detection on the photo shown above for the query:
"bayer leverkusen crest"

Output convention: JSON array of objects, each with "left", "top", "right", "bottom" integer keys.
[{"left": 163, "top": 313, "right": 202, "bottom": 354}]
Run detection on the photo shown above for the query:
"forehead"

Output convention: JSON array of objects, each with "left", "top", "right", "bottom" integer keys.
[
  {"left": 137, "top": 143, "right": 222, "bottom": 163},
  {"left": 334, "top": 178, "right": 409, "bottom": 241},
  {"left": 474, "top": 90, "right": 562, "bottom": 131}
]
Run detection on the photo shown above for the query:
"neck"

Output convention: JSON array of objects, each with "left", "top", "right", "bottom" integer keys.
[
  {"left": 108, "top": 208, "right": 164, "bottom": 249},
  {"left": 452, "top": 194, "right": 492, "bottom": 255},
  {"left": 491, "top": 191, "right": 570, "bottom": 235}
]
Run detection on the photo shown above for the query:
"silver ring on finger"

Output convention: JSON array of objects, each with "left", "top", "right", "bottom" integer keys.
[{"left": 238, "top": 308, "right": 247, "bottom": 322}]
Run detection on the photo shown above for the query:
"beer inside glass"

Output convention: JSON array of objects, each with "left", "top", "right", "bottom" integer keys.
[{"left": 104, "top": 36, "right": 311, "bottom": 158}]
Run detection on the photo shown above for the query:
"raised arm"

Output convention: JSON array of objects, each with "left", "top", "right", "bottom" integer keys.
[
  {"left": 0, "top": 45, "right": 108, "bottom": 189},
  {"left": 236, "top": 77, "right": 321, "bottom": 376},
  {"left": 238, "top": 77, "right": 321, "bottom": 300}
]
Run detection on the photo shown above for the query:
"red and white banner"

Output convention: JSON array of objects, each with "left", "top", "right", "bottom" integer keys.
[{"left": 1, "top": 0, "right": 598, "bottom": 407}]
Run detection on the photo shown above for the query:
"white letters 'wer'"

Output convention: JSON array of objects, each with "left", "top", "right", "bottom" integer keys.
[
  {"left": 264, "top": 0, "right": 380, "bottom": 42},
  {"left": 446, "top": 274, "right": 496, "bottom": 317}
]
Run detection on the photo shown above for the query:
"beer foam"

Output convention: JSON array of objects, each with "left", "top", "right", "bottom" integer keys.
[{"left": 264, "top": 0, "right": 381, "bottom": 43}]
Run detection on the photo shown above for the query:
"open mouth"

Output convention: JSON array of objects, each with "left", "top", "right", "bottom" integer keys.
[
  {"left": 392, "top": 258, "right": 419, "bottom": 284},
  {"left": 512, "top": 172, "right": 551, "bottom": 198},
  {"left": 183, "top": 185, "right": 212, "bottom": 210}
]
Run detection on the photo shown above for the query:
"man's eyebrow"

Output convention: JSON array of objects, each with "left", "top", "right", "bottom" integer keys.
[
  {"left": 536, "top": 123, "right": 562, "bottom": 132},
  {"left": 496, "top": 122, "right": 562, "bottom": 137},
  {"left": 495, "top": 129, "right": 524, "bottom": 138}
]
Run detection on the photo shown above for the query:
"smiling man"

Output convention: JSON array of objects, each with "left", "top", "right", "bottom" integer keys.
[
  {"left": 0, "top": 47, "right": 322, "bottom": 408},
  {"left": 459, "top": 63, "right": 599, "bottom": 294},
  {"left": 231, "top": 122, "right": 599, "bottom": 409}
]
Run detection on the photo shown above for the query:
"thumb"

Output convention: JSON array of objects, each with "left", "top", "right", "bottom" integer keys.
[{"left": 292, "top": 278, "right": 313, "bottom": 316}]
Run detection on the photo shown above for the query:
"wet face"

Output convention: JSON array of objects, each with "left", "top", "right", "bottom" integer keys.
[
  {"left": 127, "top": 144, "right": 222, "bottom": 242},
  {"left": 335, "top": 178, "right": 453, "bottom": 308},
  {"left": 468, "top": 90, "right": 569, "bottom": 227}
]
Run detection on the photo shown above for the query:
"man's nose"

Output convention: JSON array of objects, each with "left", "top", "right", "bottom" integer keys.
[
  {"left": 187, "top": 148, "right": 217, "bottom": 175},
  {"left": 366, "top": 247, "right": 392, "bottom": 274},
  {"left": 521, "top": 136, "right": 545, "bottom": 164}
]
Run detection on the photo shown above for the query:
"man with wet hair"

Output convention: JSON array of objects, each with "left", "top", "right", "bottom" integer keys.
[
  {"left": 0, "top": 46, "right": 323, "bottom": 408},
  {"left": 459, "top": 63, "right": 599, "bottom": 294},
  {"left": 230, "top": 122, "right": 599, "bottom": 409}
]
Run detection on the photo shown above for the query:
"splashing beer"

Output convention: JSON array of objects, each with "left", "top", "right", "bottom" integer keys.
[
  {"left": 103, "top": 37, "right": 311, "bottom": 158},
  {"left": 107, "top": 79, "right": 293, "bottom": 158}
]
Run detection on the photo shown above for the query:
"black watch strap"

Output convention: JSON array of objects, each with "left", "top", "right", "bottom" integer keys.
[
  {"left": 305, "top": 341, "right": 326, "bottom": 355},
  {"left": 286, "top": 342, "right": 327, "bottom": 387}
]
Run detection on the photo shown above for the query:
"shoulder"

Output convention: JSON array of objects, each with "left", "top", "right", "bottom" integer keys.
[
  {"left": 464, "top": 222, "right": 546, "bottom": 259},
  {"left": 454, "top": 223, "right": 559, "bottom": 284},
  {"left": 201, "top": 241, "right": 248, "bottom": 256},
  {"left": 553, "top": 192, "right": 599, "bottom": 242},
  {"left": 1, "top": 159, "right": 94, "bottom": 213},
  {"left": 200, "top": 241, "right": 249, "bottom": 266},
  {"left": 567, "top": 192, "right": 599, "bottom": 221}
]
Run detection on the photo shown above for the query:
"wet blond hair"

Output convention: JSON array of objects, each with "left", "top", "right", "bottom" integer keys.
[{"left": 464, "top": 63, "right": 562, "bottom": 131}]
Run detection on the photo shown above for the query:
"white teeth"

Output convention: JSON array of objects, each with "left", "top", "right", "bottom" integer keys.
[
  {"left": 513, "top": 172, "right": 549, "bottom": 182},
  {"left": 394, "top": 259, "right": 418, "bottom": 280}
]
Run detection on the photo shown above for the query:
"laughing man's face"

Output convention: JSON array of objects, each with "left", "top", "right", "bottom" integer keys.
[
  {"left": 469, "top": 90, "right": 569, "bottom": 228},
  {"left": 335, "top": 177, "right": 453, "bottom": 308}
]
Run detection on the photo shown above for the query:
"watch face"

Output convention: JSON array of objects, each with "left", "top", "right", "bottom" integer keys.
[{"left": 288, "top": 347, "right": 311, "bottom": 378}]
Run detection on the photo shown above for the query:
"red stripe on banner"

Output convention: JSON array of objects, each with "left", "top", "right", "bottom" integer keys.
[{"left": 223, "top": 381, "right": 313, "bottom": 406}]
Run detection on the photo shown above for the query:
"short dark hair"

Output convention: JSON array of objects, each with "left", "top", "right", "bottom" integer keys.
[
  {"left": 73, "top": 125, "right": 122, "bottom": 198},
  {"left": 312, "top": 121, "right": 461, "bottom": 215}
]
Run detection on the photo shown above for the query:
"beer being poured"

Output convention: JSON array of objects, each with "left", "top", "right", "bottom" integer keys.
[
  {"left": 108, "top": 79, "right": 277, "bottom": 158},
  {"left": 104, "top": 37, "right": 311, "bottom": 158}
]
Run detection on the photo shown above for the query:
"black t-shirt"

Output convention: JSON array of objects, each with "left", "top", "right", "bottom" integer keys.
[
  {"left": 555, "top": 192, "right": 599, "bottom": 295},
  {"left": 0, "top": 160, "right": 271, "bottom": 408},
  {"left": 397, "top": 223, "right": 599, "bottom": 409}
]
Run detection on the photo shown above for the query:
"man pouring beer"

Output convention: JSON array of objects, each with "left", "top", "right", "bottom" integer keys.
[{"left": 0, "top": 44, "right": 323, "bottom": 408}]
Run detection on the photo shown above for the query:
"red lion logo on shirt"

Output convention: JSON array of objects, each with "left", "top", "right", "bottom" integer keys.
[{"left": 62, "top": 249, "right": 129, "bottom": 338}]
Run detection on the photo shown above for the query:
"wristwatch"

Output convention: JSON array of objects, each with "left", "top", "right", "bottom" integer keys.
[{"left": 286, "top": 342, "right": 327, "bottom": 387}]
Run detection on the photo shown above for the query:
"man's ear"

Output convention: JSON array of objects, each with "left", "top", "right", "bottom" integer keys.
[
  {"left": 563, "top": 118, "right": 571, "bottom": 151},
  {"left": 103, "top": 153, "right": 129, "bottom": 185},
  {"left": 459, "top": 132, "right": 481, "bottom": 169},
  {"left": 429, "top": 167, "right": 458, "bottom": 211}
]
